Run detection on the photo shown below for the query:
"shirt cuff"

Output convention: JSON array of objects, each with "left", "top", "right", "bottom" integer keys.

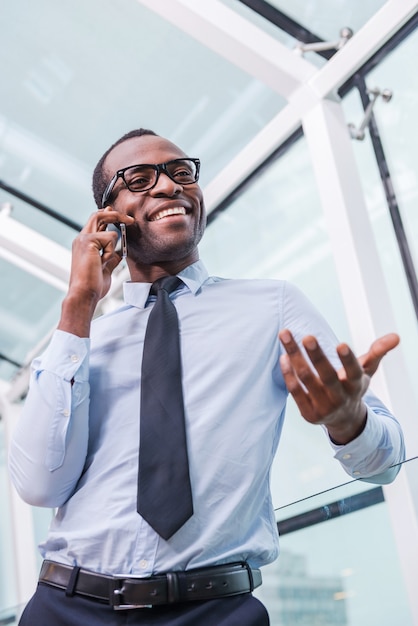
[
  {"left": 328, "top": 406, "right": 385, "bottom": 477},
  {"left": 35, "top": 329, "right": 90, "bottom": 382}
]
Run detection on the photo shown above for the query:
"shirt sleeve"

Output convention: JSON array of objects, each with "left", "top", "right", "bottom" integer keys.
[
  {"left": 8, "top": 330, "right": 91, "bottom": 508},
  {"left": 327, "top": 398, "right": 405, "bottom": 484},
  {"left": 281, "top": 281, "right": 405, "bottom": 484}
]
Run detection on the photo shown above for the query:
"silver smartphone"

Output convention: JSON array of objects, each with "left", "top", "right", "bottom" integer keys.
[
  {"left": 107, "top": 223, "right": 128, "bottom": 260},
  {"left": 120, "top": 223, "right": 127, "bottom": 260}
]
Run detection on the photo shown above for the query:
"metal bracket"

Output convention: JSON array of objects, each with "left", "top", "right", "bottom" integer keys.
[
  {"left": 348, "top": 87, "right": 393, "bottom": 140},
  {"left": 294, "top": 27, "right": 353, "bottom": 55}
]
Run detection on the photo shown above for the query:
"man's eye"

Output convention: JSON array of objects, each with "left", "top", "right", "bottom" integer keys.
[
  {"left": 172, "top": 168, "right": 194, "bottom": 180},
  {"left": 127, "top": 173, "right": 154, "bottom": 188}
]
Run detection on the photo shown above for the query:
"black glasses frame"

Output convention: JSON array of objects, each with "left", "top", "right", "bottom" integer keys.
[{"left": 101, "top": 158, "right": 200, "bottom": 207}]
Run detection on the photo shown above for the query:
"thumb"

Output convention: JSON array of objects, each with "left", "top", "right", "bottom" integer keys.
[
  {"left": 358, "top": 333, "right": 400, "bottom": 377},
  {"left": 103, "top": 251, "right": 123, "bottom": 276}
]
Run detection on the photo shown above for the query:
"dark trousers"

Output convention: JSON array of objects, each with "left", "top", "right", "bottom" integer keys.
[{"left": 18, "top": 583, "right": 270, "bottom": 626}]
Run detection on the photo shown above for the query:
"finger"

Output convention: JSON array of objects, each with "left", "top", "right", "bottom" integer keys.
[
  {"left": 102, "top": 207, "right": 136, "bottom": 228},
  {"left": 101, "top": 235, "right": 119, "bottom": 259},
  {"left": 358, "top": 333, "right": 400, "bottom": 377},
  {"left": 279, "top": 353, "right": 316, "bottom": 421},
  {"left": 279, "top": 330, "right": 319, "bottom": 386},
  {"left": 336, "top": 343, "right": 364, "bottom": 381},
  {"left": 301, "top": 335, "right": 355, "bottom": 411},
  {"left": 281, "top": 330, "right": 343, "bottom": 395},
  {"left": 302, "top": 336, "right": 341, "bottom": 388},
  {"left": 102, "top": 248, "right": 122, "bottom": 274},
  {"left": 83, "top": 210, "right": 134, "bottom": 234},
  {"left": 279, "top": 329, "right": 305, "bottom": 362},
  {"left": 76, "top": 230, "right": 119, "bottom": 254},
  {"left": 280, "top": 331, "right": 341, "bottom": 410}
]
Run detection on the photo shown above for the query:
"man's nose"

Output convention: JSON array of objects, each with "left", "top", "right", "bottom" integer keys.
[{"left": 151, "top": 171, "right": 182, "bottom": 195}]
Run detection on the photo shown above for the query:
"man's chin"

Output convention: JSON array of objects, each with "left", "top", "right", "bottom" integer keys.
[
  {"left": 133, "top": 231, "right": 204, "bottom": 264},
  {"left": 129, "top": 245, "right": 199, "bottom": 268}
]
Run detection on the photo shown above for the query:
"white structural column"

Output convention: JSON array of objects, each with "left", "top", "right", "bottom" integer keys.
[{"left": 302, "top": 96, "right": 418, "bottom": 623}]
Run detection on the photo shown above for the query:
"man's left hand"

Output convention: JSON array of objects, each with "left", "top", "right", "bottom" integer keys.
[{"left": 278, "top": 329, "right": 399, "bottom": 444}]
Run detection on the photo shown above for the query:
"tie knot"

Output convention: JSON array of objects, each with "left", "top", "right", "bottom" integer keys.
[{"left": 150, "top": 275, "right": 182, "bottom": 296}]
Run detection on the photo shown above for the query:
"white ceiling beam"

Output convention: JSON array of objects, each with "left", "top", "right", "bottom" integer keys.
[
  {"left": 136, "top": 0, "right": 316, "bottom": 98},
  {"left": 0, "top": 213, "right": 71, "bottom": 290},
  {"left": 203, "top": 104, "right": 302, "bottom": 210}
]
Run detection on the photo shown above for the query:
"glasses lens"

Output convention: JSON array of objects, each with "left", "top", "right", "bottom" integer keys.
[
  {"left": 122, "top": 159, "right": 199, "bottom": 193},
  {"left": 124, "top": 165, "right": 158, "bottom": 192},
  {"left": 166, "top": 159, "right": 198, "bottom": 184}
]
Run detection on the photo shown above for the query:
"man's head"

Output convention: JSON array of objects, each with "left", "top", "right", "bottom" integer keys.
[
  {"left": 92, "top": 128, "right": 158, "bottom": 209},
  {"left": 92, "top": 129, "right": 207, "bottom": 274}
]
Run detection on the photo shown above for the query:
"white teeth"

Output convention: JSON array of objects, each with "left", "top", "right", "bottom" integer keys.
[{"left": 152, "top": 207, "right": 186, "bottom": 221}]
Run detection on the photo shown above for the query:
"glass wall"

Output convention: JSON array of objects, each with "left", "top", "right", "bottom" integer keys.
[
  {"left": 0, "top": 0, "right": 285, "bottom": 383},
  {"left": 343, "top": 27, "right": 418, "bottom": 398},
  {"left": 198, "top": 14, "right": 418, "bottom": 623},
  {"left": 255, "top": 463, "right": 414, "bottom": 625},
  {"left": 0, "top": 423, "right": 17, "bottom": 620}
]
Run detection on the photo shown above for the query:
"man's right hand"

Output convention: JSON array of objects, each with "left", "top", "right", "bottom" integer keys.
[{"left": 58, "top": 210, "right": 134, "bottom": 337}]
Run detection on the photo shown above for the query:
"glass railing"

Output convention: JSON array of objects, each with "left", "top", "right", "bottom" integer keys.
[
  {"left": 254, "top": 458, "right": 416, "bottom": 625},
  {"left": 0, "top": 605, "right": 21, "bottom": 625},
  {"left": 2, "top": 458, "right": 416, "bottom": 625}
]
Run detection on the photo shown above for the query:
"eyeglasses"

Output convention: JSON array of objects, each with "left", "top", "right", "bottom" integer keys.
[{"left": 101, "top": 158, "right": 200, "bottom": 207}]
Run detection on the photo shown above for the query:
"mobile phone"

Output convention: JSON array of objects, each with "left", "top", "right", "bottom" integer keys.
[
  {"left": 107, "top": 223, "right": 128, "bottom": 260},
  {"left": 120, "top": 223, "right": 127, "bottom": 260}
]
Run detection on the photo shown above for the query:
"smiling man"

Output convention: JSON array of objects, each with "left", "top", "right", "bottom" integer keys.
[
  {"left": 97, "top": 131, "right": 206, "bottom": 274},
  {"left": 9, "top": 129, "right": 405, "bottom": 626}
]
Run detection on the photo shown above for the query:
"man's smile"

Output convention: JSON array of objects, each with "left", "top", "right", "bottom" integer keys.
[{"left": 149, "top": 206, "right": 188, "bottom": 221}]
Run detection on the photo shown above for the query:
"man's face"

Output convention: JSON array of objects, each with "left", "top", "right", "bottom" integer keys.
[{"left": 102, "top": 135, "right": 206, "bottom": 268}]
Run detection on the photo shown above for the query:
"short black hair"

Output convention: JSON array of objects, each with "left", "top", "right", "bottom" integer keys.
[{"left": 92, "top": 128, "right": 158, "bottom": 209}]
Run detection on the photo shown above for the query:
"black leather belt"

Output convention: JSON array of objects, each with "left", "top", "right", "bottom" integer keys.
[{"left": 39, "top": 560, "right": 262, "bottom": 610}]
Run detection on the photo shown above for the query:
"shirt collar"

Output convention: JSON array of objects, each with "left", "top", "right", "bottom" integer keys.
[{"left": 123, "top": 259, "right": 209, "bottom": 309}]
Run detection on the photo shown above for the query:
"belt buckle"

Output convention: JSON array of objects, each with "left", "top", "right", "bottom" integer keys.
[{"left": 111, "top": 575, "right": 152, "bottom": 610}]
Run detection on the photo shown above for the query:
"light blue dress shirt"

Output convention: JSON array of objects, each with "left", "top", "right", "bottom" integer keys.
[{"left": 9, "top": 260, "right": 404, "bottom": 576}]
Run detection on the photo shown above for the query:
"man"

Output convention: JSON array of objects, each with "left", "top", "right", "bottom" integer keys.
[{"left": 9, "top": 129, "right": 404, "bottom": 625}]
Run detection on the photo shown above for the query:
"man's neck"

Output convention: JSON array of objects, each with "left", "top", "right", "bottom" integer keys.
[{"left": 127, "top": 255, "right": 199, "bottom": 283}]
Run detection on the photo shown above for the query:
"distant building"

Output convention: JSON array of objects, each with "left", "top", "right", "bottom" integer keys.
[{"left": 257, "top": 550, "right": 348, "bottom": 625}]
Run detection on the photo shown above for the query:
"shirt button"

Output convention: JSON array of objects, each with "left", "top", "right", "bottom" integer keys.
[
  {"left": 353, "top": 471, "right": 361, "bottom": 476},
  {"left": 70, "top": 354, "right": 79, "bottom": 363},
  {"left": 139, "top": 560, "right": 148, "bottom": 569},
  {"left": 62, "top": 409, "right": 70, "bottom": 417},
  {"left": 342, "top": 454, "right": 351, "bottom": 460}
]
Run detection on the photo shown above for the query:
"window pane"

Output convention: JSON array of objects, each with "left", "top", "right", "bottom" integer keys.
[
  {"left": 266, "top": 0, "right": 388, "bottom": 42},
  {"left": 0, "top": 259, "right": 63, "bottom": 380},
  {"left": 341, "top": 27, "right": 418, "bottom": 438},
  {"left": 0, "top": 424, "right": 17, "bottom": 616},
  {"left": 255, "top": 467, "right": 413, "bottom": 625},
  {"left": 0, "top": 0, "right": 285, "bottom": 229}
]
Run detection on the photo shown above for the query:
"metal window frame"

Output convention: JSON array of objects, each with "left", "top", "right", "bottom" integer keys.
[{"left": 277, "top": 486, "right": 385, "bottom": 536}]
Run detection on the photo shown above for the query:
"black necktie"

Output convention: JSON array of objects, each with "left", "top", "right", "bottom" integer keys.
[{"left": 137, "top": 276, "right": 193, "bottom": 539}]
